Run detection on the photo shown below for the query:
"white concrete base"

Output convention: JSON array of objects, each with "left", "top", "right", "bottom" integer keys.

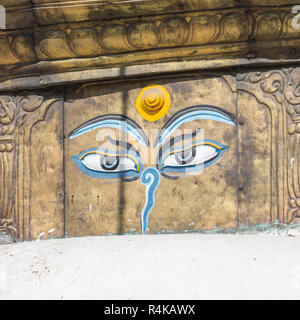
[{"left": 1, "top": 233, "right": 300, "bottom": 300}]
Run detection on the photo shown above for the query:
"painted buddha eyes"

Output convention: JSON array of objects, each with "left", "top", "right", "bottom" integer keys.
[
  {"left": 70, "top": 105, "right": 236, "bottom": 181},
  {"left": 159, "top": 140, "right": 227, "bottom": 177},
  {"left": 71, "top": 148, "right": 141, "bottom": 180},
  {"left": 72, "top": 139, "right": 227, "bottom": 180},
  {"left": 69, "top": 104, "right": 236, "bottom": 235}
]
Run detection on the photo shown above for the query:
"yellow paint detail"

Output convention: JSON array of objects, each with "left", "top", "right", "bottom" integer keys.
[
  {"left": 136, "top": 85, "right": 171, "bottom": 122},
  {"left": 160, "top": 142, "right": 221, "bottom": 169},
  {"left": 80, "top": 151, "right": 140, "bottom": 172}
]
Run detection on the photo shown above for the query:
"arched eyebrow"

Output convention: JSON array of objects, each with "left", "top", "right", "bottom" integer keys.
[
  {"left": 153, "top": 105, "right": 237, "bottom": 148},
  {"left": 69, "top": 114, "right": 149, "bottom": 147}
]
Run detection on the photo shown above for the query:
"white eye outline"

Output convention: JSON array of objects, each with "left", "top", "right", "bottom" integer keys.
[
  {"left": 71, "top": 148, "right": 142, "bottom": 180},
  {"left": 162, "top": 145, "right": 218, "bottom": 168},
  {"left": 159, "top": 140, "right": 228, "bottom": 175},
  {"left": 82, "top": 152, "right": 138, "bottom": 173}
]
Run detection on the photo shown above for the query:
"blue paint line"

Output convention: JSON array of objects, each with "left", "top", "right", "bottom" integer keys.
[
  {"left": 70, "top": 119, "right": 147, "bottom": 147},
  {"left": 74, "top": 147, "right": 142, "bottom": 159},
  {"left": 155, "top": 109, "right": 236, "bottom": 148},
  {"left": 140, "top": 167, "right": 161, "bottom": 235}
]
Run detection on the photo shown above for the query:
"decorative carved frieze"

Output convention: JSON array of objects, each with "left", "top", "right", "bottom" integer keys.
[
  {"left": 4, "top": 1, "right": 298, "bottom": 29},
  {"left": 0, "top": 91, "right": 63, "bottom": 240},
  {"left": 0, "top": 218, "right": 16, "bottom": 237},
  {"left": 284, "top": 68, "right": 300, "bottom": 223},
  {"left": 1, "top": 8, "right": 299, "bottom": 64},
  {"left": 0, "top": 93, "right": 44, "bottom": 238},
  {"left": 237, "top": 68, "right": 300, "bottom": 224},
  {"left": 0, "top": 5, "right": 300, "bottom": 83}
]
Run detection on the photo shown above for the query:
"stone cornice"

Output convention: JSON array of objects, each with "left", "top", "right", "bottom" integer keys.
[
  {"left": 0, "top": 1, "right": 300, "bottom": 89},
  {"left": 3, "top": 1, "right": 300, "bottom": 29}
]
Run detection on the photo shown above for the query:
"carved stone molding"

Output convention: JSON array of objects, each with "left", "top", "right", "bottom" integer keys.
[
  {"left": 237, "top": 67, "right": 300, "bottom": 224},
  {"left": 0, "top": 91, "right": 63, "bottom": 240},
  {"left": 1, "top": 4, "right": 300, "bottom": 85},
  {"left": 0, "top": 218, "right": 16, "bottom": 237},
  {"left": 1, "top": 7, "right": 299, "bottom": 64},
  {"left": 4, "top": 1, "right": 298, "bottom": 30},
  {"left": 284, "top": 68, "right": 300, "bottom": 223}
]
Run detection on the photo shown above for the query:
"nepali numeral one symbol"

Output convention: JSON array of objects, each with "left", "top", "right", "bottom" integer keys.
[
  {"left": 0, "top": 6, "right": 5, "bottom": 30},
  {"left": 292, "top": 5, "right": 300, "bottom": 30}
]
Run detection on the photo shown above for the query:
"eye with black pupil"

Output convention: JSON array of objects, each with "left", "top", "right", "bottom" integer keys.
[
  {"left": 100, "top": 155, "right": 120, "bottom": 171},
  {"left": 175, "top": 147, "right": 196, "bottom": 165}
]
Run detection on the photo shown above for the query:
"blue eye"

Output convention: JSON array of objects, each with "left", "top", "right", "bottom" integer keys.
[
  {"left": 159, "top": 140, "right": 228, "bottom": 177},
  {"left": 71, "top": 148, "right": 142, "bottom": 180}
]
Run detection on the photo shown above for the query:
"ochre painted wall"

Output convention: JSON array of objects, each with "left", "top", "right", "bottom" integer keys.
[
  {"left": 1, "top": 1, "right": 300, "bottom": 240},
  {"left": 1, "top": 67, "right": 299, "bottom": 240}
]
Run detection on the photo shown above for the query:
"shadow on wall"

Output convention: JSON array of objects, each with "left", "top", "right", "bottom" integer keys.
[{"left": 119, "top": 66, "right": 127, "bottom": 234}]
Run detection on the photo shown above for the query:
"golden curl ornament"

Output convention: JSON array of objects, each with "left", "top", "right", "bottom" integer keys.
[{"left": 136, "top": 85, "right": 171, "bottom": 122}]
